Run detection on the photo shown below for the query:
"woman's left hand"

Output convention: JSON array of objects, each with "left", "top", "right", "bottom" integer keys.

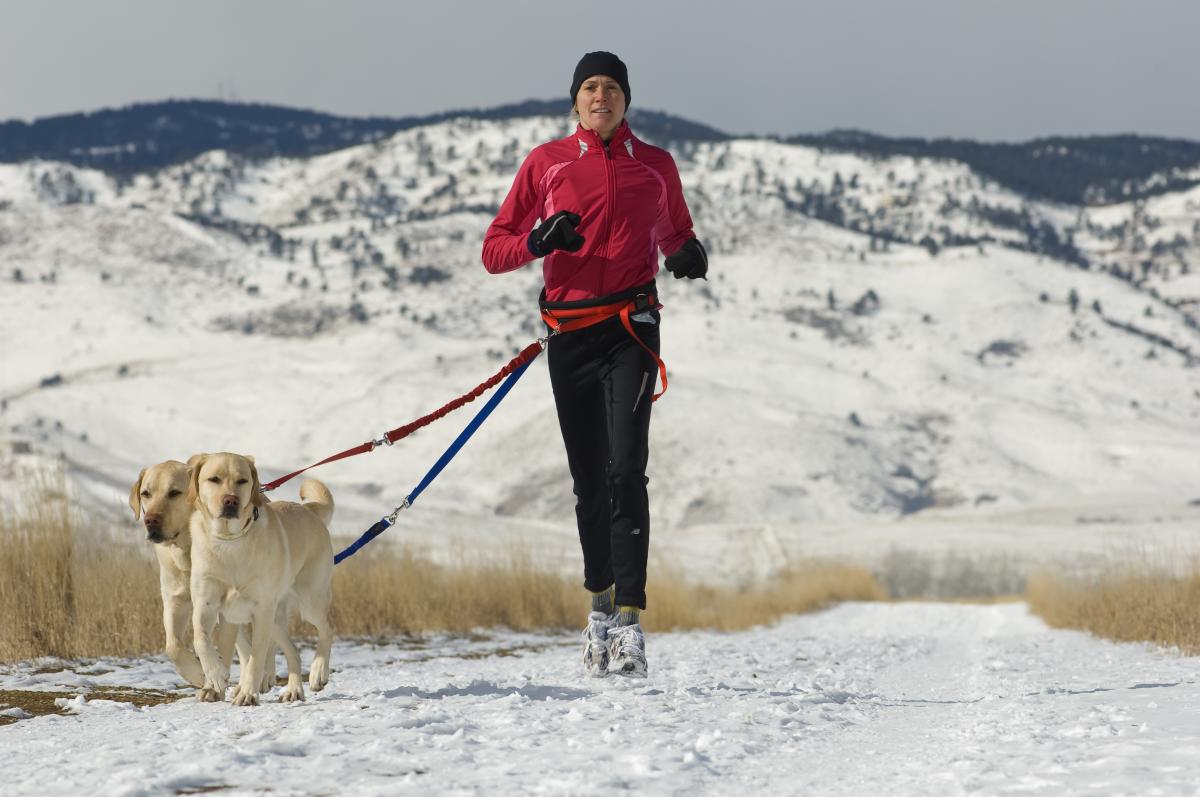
[{"left": 664, "top": 238, "right": 708, "bottom": 280}]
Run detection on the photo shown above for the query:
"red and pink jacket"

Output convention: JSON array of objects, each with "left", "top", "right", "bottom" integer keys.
[{"left": 481, "top": 120, "right": 696, "bottom": 304}]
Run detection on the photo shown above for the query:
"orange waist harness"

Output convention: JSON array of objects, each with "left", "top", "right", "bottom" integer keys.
[{"left": 540, "top": 291, "right": 668, "bottom": 402}]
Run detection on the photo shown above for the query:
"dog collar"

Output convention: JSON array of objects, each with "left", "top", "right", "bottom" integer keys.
[{"left": 213, "top": 506, "right": 259, "bottom": 541}]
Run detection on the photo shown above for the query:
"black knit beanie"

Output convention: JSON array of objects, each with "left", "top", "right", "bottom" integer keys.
[{"left": 569, "top": 51, "right": 631, "bottom": 109}]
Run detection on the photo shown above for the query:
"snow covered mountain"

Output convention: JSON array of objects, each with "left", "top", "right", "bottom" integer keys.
[{"left": 3, "top": 103, "right": 1199, "bottom": 581}]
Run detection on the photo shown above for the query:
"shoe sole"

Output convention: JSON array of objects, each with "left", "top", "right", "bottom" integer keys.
[{"left": 610, "top": 662, "right": 647, "bottom": 677}]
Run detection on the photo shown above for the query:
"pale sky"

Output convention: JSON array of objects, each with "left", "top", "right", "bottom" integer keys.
[{"left": 2, "top": 0, "right": 1197, "bottom": 141}]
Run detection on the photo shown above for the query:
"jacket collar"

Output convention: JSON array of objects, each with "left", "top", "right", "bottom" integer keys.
[{"left": 575, "top": 119, "right": 633, "bottom": 153}]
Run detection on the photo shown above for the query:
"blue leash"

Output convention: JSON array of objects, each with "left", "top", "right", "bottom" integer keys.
[{"left": 333, "top": 356, "right": 538, "bottom": 565}]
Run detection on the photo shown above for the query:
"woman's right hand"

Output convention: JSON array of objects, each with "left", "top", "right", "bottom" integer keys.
[{"left": 528, "top": 211, "right": 585, "bottom": 257}]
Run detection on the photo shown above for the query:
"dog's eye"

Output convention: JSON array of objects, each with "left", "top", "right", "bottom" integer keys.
[
  {"left": 140, "top": 490, "right": 151, "bottom": 498},
  {"left": 207, "top": 476, "right": 220, "bottom": 483},
  {"left": 236, "top": 478, "right": 249, "bottom": 485},
  {"left": 167, "top": 489, "right": 182, "bottom": 499}
]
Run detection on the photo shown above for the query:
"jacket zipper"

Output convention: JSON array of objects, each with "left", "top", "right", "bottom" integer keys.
[{"left": 599, "top": 142, "right": 615, "bottom": 296}]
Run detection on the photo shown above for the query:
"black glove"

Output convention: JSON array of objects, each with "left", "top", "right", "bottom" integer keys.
[
  {"left": 527, "top": 211, "right": 584, "bottom": 257},
  {"left": 664, "top": 238, "right": 708, "bottom": 279}
]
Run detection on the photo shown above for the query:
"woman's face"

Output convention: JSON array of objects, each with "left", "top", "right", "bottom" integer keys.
[{"left": 574, "top": 74, "right": 626, "bottom": 140}]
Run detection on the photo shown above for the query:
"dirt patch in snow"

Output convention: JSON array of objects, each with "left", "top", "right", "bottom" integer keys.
[{"left": 0, "top": 686, "right": 184, "bottom": 725}]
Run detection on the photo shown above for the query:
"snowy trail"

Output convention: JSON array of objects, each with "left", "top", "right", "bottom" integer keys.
[{"left": 4, "top": 603, "right": 1200, "bottom": 795}]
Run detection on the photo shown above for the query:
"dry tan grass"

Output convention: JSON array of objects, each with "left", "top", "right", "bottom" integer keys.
[
  {"left": 1026, "top": 563, "right": 1200, "bottom": 654},
  {"left": 330, "top": 546, "right": 887, "bottom": 638},
  {"left": 2, "top": 476, "right": 885, "bottom": 662},
  {"left": 643, "top": 559, "right": 887, "bottom": 632},
  {"left": 328, "top": 543, "right": 581, "bottom": 637},
  {"left": 0, "top": 472, "right": 164, "bottom": 661}
]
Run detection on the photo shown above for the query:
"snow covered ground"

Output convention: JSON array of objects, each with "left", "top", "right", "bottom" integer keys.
[{"left": 4, "top": 602, "right": 1200, "bottom": 796}]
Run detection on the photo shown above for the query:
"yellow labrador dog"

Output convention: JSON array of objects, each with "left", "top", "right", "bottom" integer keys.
[
  {"left": 188, "top": 452, "right": 334, "bottom": 706},
  {"left": 129, "top": 461, "right": 274, "bottom": 692}
]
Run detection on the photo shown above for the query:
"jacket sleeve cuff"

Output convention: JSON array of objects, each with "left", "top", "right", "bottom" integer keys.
[{"left": 527, "top": 231, "right": 547, "bottom": 258}]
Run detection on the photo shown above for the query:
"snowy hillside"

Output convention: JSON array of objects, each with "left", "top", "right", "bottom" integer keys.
[{"left": 2, "top": 111, "right": 1200, "bottom": 582}]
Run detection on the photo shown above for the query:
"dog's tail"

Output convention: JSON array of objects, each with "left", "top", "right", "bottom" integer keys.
[{"left": 299, "top": 479, "right": 335, "bottom": 527}]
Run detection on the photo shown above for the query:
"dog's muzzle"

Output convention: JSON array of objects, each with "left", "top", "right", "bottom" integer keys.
[
  {"left": 144, "top": 516, "right": 165, "bottom": 543},
  {"left": 220, "top": 495, "right": 240, "bottom": 519}
]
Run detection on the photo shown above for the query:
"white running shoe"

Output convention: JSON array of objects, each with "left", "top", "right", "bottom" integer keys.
[
  {"left": 582, "top": 611, "right": 611, "bottom": 677},
  {"left": 606, "top": 623, "right": 647, "bottom": 677}
]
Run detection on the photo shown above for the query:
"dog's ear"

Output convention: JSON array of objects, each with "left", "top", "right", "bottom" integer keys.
[
  {"left": 186, "top": 454, "right": 208, "bottom": 505},
  {"left": 128, "top": 468, "right": 147, "bottom": 520},
  {"left": 248, "top": 459, "right": 267, "bottom": 507}
]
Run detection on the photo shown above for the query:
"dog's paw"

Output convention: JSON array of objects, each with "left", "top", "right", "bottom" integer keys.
[
  {"left": 196, "top": 687, "right": 223, "bottom": 703},
  {"left": 309, "top": 657, "right": 330, "bottom": 692},
  {"left": 278, "top": 682, "right": 305, "bottom": 703},
  {"left": 231, "top": 687, "right": 260, "bottom": 707}
]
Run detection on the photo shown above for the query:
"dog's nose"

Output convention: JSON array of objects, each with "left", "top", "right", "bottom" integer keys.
[
  {"left": 222, "top": 495, "right": 239, "bottom": 508},
  {"left": 144, "top": 516, "right": 165, "bottom": 542}
]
